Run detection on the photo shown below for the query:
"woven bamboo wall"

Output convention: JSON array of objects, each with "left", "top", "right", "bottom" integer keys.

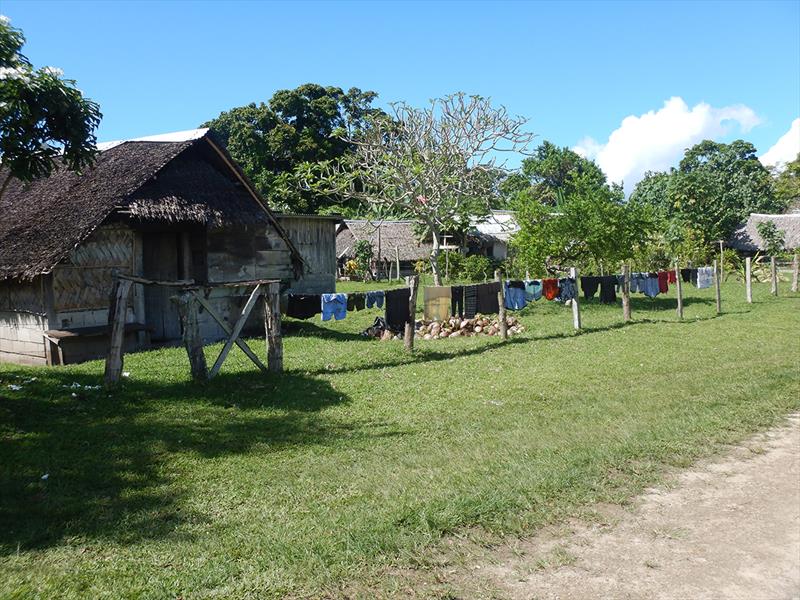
[{"left": 52, "top": 225, "right": 135, "bottom": 313}]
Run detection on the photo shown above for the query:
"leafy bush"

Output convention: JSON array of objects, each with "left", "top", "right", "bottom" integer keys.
[{"left": 461, "top": 255, "right": 493, "bottom": 281}]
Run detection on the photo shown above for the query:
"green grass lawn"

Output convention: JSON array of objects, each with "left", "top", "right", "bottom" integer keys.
[{"left": 1, "top": 280, "right": 798, "bottom": 598}]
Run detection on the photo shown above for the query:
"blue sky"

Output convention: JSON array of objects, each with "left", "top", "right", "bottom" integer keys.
[{"left": 4, "top": 0, "right": 799, "bottom": 190}]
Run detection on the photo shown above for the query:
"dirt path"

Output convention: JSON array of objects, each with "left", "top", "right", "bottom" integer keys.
[{"left": 396, "top": 416, "right": 800, "bottom": 600}]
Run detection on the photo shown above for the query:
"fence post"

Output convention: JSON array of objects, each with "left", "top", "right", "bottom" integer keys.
[
  {"left": 104, "top": 278, "right": 134, "bottom": 388},
  {"left": 264, "top": 282, "right": 283, "bottom": 372},
  {"left": 495, "top": 270, "right": 507, "bottom": 340},
  {"left": 404, "top": 275, "right": 419, "bottom": 352},
  {"left": 173, "top": 292, "right": 208, "bottom": 381},
  {"left": 622, "top": 263, "right": 631, "bottom": 322},
  {"left": 675, "top": 260, "right": 683, "bottom": 320},
  {"left": 570, "top": 267, "right": 581, "bottom": 330},
  {"left": 745, "top": 257, "right": 753, "bottom": 303},
  {"left": 792, "top": 252, "right": 798, "bottom": 293},
  {"left": 771, "top": 256, "right": 778, "bottom": 296},
  {"left": 395, "top": 247, "right": 401, "bottom": 281},
  {"left": 713, "top": 259, "right": 722, "bottom": 314}
]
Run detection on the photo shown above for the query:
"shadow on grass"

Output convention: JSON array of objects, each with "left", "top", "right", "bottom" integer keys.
[{"left": 0, "top": 368, "right": 392, "bottom": 554}]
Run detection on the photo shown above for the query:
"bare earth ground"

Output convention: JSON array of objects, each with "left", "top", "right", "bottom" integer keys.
[{"left": 375, "top": 415, "right": 800, "bottom": 600}]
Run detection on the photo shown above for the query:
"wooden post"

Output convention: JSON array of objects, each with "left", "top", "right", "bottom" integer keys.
[
  {"left": 173, "top": 292, "right": 208, "bottom": 381},
  {"left": 103, "top": 278, "right": 133, "bottom": 387},
  {"left": 264, "top": 282, "right": 283, "bottom": 372},
  {"left": 719, "top": 240, "right": 724, "bottom": 281},
  {"left": 792, "top": 252, "right": 798, "bottom": 293},
  {"left": 395, "top": 246, "right": 401, "bottom": 281},
  {"left": 495, "top": 270, "right": 508, "bottom": 340},
  {"left": 622, "top": 263, "right": 631, "bottom": 322},
  {"left": 770, "top": 256, "right": 778, "bottom": 296},
  {"left": 675, "top": 260, "right": 683, "bottom": 320},
  {"left": 713, "top": 259, "right": 722, "bottom": 314},
  {"left": 745, "top": 257, "right": 753, "bottom": 303},
  {"left": 569, "top": 267, "right": 581, "bottom": 330},
  {"left": 404, "top": 275, "right": 419, "bottom": 352}
]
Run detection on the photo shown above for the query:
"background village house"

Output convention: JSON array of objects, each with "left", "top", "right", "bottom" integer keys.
[
  {"left": 336, "top": 219, "right": 433, "bottom": 278},
  {"left": 0, "top": 129, "right": 336, "bottom": 366},
  {"left": 728, "top": 212, "right": 800, "bottom": 254}
]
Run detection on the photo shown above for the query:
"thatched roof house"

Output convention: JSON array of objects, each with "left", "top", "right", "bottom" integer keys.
[
  {"left": 0, "top": 129, "right": 336, "bottom": 365},
  {"left": 728, "top": 213, "right": 800, "bottom": 253},
  {"left": 336, "top": 220, "right": 432, "bottom": 276}
]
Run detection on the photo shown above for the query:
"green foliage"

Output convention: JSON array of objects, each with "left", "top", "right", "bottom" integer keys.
[
  {"left": 204, "top": 84, "right": 384, "bottom": 213},
  {"left": 630, "top": 140, "right": 783, "bottom": 247},
  {"left": 461, "top": 254, "right": 494, "bottom": 281},
  {"left": 511, "top": 141, "right": 654, "bottom": 273},
  {"left": 756, "top": 221, "right": 786, "bottom": 256},
  {"left": 353, "top": 239, "right": 374, "bottom": 280},
  {"left": 0, "top": 15, "right": 101, "bottom": 194},
  {"left": 773, "top": 153, "right": 800, "bottom": 207}
]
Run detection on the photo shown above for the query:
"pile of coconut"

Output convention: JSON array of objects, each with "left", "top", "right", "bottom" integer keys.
[{"left": 417, "top": 314, "right": 525, "bottom": 340}]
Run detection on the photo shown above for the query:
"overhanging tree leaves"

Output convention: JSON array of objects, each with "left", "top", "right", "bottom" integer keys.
[
  {"left": 303, "top": 93, "right": 535, "bottom": 285},
  {"left": 203, "top": 84, "right": 384, "bottom": 213},
  {"left": 0, "top": 15, "right": 101, "bottom": 199}
]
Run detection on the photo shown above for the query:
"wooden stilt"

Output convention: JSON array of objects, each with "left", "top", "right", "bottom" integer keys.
[
  {"left": 745, "top": 257, "right": 753, "bottom": 303},
  {"left": 104, "top": 278, "right": 133, "bottom": 387},
  {"left": 570, "top": 267, "right": 581, "bottom": 330},
  {"left": 713, "top": 259, "right": 722, "bottom": 314},
  {"left": 495, "top": 270, "right": 507, "bottom": 340},
  {"left": 173, "top": 292, "right": 208, "bottom": 381},
  {"left": 264, "top": 282, "right": 283, "bottom": 372},
  {"left": 404, "top": 275, "right": 419, "bottom": 352}
]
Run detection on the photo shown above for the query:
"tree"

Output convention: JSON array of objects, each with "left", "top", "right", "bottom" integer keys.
[
  {"left": 517, "top": 141, "right": 608, "bottom": 206},
  {"left": 773, "top": 152, "right": 800, "bottom": 209},
  {"left": 203, "top": 84, "right": 384, "bottom": 213},
  {"left": 671, "top": 140, "right": 781, "bottom": 243},
  {"left": 512, "top": 158, "right": 653, "bottom": 274},
  {"left": 304, "top": 93, "right": 535, "bottom": 285},
  {"left": 756, "top": 221, "right": 785, "bottom": 256},
  {"left": 0, "top": 15, "right": 101, "bottom": 199}
]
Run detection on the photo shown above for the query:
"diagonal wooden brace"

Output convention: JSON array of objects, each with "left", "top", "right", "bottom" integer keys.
[
  {"left": 208, "top": 284, "right": 265, "bottom": 378},
  {"left": 192, "top": 291, "right": 267, "bottom": 374}
]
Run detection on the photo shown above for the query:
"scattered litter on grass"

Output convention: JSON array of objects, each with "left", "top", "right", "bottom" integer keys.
[{"left": 62, "top": 382, "right": 101, "bottom": 391}]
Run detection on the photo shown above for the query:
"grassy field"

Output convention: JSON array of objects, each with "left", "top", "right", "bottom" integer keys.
[{"left": 1, "top": 280, "right": 798, "bottom": 598}]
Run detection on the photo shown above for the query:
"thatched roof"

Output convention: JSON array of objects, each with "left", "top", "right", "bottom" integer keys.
[
  {"left": 0, "top": 130, "right": 303, "bottom": 281},
  {"left": 336, "top": 220, "right": 432, "bottom": 261},
  {"left": 728, "top": 213, "right": 800, "bottom": 251}
]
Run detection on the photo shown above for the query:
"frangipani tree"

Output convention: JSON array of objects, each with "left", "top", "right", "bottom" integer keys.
[
  {"left": 302, "top": 93, "right": 535, "bottom": 285},
  {"left": 0, "top": 15, "right": 101, "bottom": 199}
]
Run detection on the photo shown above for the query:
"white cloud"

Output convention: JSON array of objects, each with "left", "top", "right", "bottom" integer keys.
[
  {"left": 573, "top": 97, "right": 761, "bottom": 194},
  {"left": 760, "top": 118, "right": 800, "bottom": 170}
]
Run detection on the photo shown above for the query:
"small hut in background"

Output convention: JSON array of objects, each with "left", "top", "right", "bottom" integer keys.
[
  {"left": 336, "top": 219, "right": 432, "bottom": 278},
  {"left": 467, "top": 210, "right": 520, "bottom": 259},
  {"left": 728, "top": 213, "right": 800, "bottom": 254},
  {"left": 0, "top": 129, "right": 336, "bottom": 366}
]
